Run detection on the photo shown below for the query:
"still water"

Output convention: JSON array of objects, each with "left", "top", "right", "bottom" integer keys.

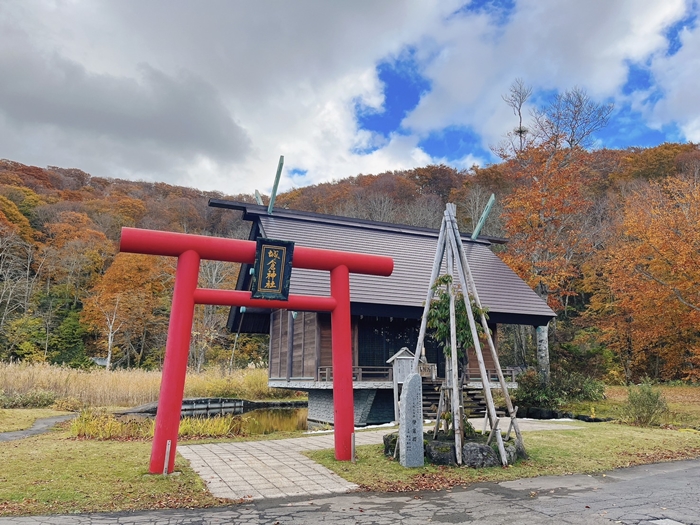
[{"left": 241, "top": 408, "right": 308, "bottom": 434}]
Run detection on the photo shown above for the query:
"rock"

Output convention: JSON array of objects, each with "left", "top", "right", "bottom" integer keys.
[
  {"left": 540, "top": 409, "right": 554, "bottom": 419},
  {"left": 383, "top": 432, "right": 398, "bottom": 457},
  {"left": 503, "top": 441, "right": 518, "bottom": 464},
  {"left": 425, "top": 441, "right": 456, "bottom": 466},
  {"left": 461, "top": 442, "right": 500, "bottom": 468}
]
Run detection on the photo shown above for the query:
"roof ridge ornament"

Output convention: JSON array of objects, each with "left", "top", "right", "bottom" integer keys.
[
  {"left": 471, "top": 193, "right": 495, "bottom": 239},
  {"left": 267, "top": 155, "right": 284, "bottom": 215}
]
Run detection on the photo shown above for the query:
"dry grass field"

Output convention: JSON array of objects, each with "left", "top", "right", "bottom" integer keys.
[{"left": 0, "top": 363, "right": 293, "bottom": 408}]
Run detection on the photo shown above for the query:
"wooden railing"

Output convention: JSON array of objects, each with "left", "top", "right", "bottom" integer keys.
[
  {"left": 317, "top": 366, "right": 393, "bottom": 382},
  {"left": 315, "top": 365, "right": 516, "bottom": 383},
  {"left": 466, "top": 367, "right": 518, "bottom": 382},
  {"left": 418, "top": 362, "right": 437, "bottom": 380}
]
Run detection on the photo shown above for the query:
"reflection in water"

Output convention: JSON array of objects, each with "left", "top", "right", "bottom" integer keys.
[{"left": 242, "top": 408, "right": 308, "bottom": 435}]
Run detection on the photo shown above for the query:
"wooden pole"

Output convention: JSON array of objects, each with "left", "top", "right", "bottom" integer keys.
[
  {"left": 447, "top": 240, "right": 463, "bottom": 465},
  {"left": 267, "top": 155, "right": 284, "bottom": 215},
  {"left": 433, "top": 387, "right": 444, "bottom": 439},
  {"left": 286, "top": 310, "right": 294, "bottom": 380},
  {"left": 470, "top": 193, "right": 495, "bottom": 240},
  {"left": 412, "top": 216, "right": 447, "bottom": 373}
]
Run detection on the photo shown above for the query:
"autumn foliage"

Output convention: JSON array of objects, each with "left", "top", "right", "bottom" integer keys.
[
  {"left": 499, "top": 146, "right": 595, "bottom": 311},
  {"left": 586, "top": 174, "right": 700, "bottom": 381},
  {"left": 0, "top": 142, "right": 699, "bottom": 382}
]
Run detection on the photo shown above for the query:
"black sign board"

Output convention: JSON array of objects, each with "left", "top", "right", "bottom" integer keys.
[{"left": 251, "top": 238, "right": 294, "bottom": 300}]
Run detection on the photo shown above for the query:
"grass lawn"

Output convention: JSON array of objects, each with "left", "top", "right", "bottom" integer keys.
[
  {"left": 560, "top": 385, "right": 700, "bottom": 427},
  {"left": 307, "top": 422, "right": 700, "bottom": 492},
  {"left": 0, "top": 427, "right": 229, "bottom": 517},
  {"left": 0, "top": 409, "right": 71, "bottom": 433}
]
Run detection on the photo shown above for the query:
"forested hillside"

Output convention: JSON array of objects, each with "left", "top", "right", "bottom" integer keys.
[
  {"left": 1, "top": 140, "right": 698, "bottom": 382},
  {"left": 0, "top": 160, "right": 259, "bottom": 371}
]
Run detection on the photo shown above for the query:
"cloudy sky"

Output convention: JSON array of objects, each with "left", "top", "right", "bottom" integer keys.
[{"left": 0, "top": 0, "right": 698, "bottom": 195}]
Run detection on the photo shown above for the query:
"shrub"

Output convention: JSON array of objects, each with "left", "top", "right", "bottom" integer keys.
[
  {"left": 551, "top": 370, "right": 605, "bottom": 402},
  {"left": 463, "top": 417, "right": 477, "bottom": 438},
  {"left": 178, "top": 414, "right": 248, "bottom": 438},
  {"left": 52, "top": 397, "right": 83, "bottom": 412},
  {"left": 512, "top": 369, "right": 564, "bottom": 409},
  {"left": 512, "top": 369, "right": 605, "bottom": 410},
  {"left": 0, "top": 389, "right": 56, "bottom": 408},
  {"left": 70, "top": 409, "right": 254, "bottom": 440},
  {"left": 70, "top": 409, "right": 152, "bottom": 440},
  {"left": 620, "top": 381, "right": 668, "bottom": 427}
]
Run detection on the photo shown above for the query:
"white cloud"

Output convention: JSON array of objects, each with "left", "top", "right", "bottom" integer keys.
[
  {"left": 0, "top": 0, "right": 464, "bottom": 193},
  {"left": 648, "top": 20, "right": 700, "bottom": 140},
  {"left": 0, "top": 0, "right": 696, "bottom": 196},
  {"left": 404, "top": 0, "right": 689, "bottom": 147}
]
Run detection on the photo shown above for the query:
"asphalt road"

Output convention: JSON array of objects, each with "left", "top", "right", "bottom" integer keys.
[{"left": 1, "top": 458, "right": 698, "bottom": 524}]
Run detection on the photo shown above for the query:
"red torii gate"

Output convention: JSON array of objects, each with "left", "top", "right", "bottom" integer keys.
[{"left": 119, "top": 227, "right": 394, "bottom": 474}]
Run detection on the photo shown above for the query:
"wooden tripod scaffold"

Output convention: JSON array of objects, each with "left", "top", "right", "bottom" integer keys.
[{"left": 411, "top": 204, "right": 526, "bottom": 466}]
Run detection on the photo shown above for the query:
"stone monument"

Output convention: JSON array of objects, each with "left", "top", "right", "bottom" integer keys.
[{"left": 399, "top": 372, "right": 424, "bottom": 467}]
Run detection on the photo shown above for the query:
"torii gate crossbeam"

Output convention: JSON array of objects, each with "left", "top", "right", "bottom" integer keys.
[{"left": 119, "top": 227, "right": 393, "bottom": 474}]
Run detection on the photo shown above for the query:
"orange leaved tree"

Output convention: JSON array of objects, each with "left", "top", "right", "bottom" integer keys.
[
  {"left": 81, "top": 253, "right": 173, "bottom": 370},
  {"left": 588, "top": 175, "right": 700, "bottom": 381},
  {"left": 500, "top": 146, "right": 597, "bottom": 382}
]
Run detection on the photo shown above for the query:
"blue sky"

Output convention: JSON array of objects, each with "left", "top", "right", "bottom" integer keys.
[{"left": 1, "top": 1, "right": 699, "bottom": 193}]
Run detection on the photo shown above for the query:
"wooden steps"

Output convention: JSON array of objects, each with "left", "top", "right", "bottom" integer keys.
[{"left": 421, "top": 379, "right": 506, "bottom": 420}]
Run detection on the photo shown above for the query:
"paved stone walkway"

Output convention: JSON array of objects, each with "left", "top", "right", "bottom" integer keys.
[
  {"left": 178, "top": 429, "right": 390, "bottom": 500},
  {"left": 178, "top": 418, "right": 582, "bottom": 501}
]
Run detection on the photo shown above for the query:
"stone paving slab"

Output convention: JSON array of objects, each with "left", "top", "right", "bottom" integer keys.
[
  {"left": 178, "top": 428, "right": 393, "bottom": 500},
  {"left": 179, "top": 418, "right": 582, "bottom": 502}
]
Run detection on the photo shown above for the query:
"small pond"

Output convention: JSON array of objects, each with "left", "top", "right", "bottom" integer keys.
[
  {"left": 242, "top": 408, "right": 308, "bottom": 434},
  {"left": 118, "top": 398, "right": 309, "bottom": 434}
]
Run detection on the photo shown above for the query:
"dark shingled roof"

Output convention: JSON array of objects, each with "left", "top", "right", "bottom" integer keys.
[{"left": 209, "top": 200, "right": 556, "bottom": 330}]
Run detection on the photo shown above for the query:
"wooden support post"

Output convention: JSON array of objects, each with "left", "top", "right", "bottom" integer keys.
[
  {"left": 286, "top": 310, "right": 294, "bottom": 380},
  {"left": 447, "top": 241, "right": 463, "bottom": 465},
  {"left": 486, "top": 417, "right": 499, "bottom": 445},
  {"left": 495, "top": 431, "right": 508, "bottom": 467},
  {"left": 433, "top": 387, "right": 445, "bottom": 439},
  {"left": 506, "top": 406, "right": 518, "bottom": 440},
  {"left": 412, "top": 216, "right": 447, "bottom": 373}
]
